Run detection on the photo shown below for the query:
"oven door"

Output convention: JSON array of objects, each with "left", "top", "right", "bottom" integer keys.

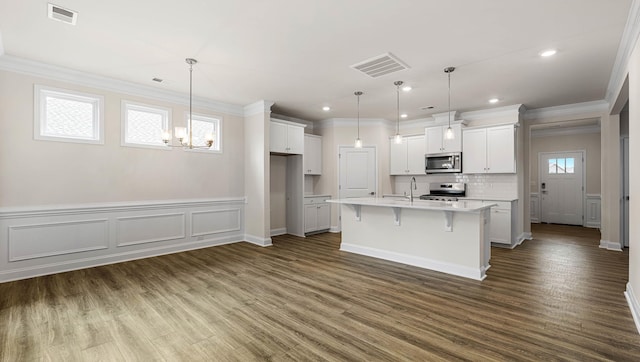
[{"left": 425, "top": 152, "right": 461, "bottom": 173}]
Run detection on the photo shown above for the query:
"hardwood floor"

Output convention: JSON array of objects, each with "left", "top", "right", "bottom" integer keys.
[{"left": 1, "top": 223, "right": 639, "bottom": 361}]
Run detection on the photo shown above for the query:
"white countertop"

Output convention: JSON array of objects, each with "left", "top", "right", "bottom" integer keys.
[
  {"left": 458, "top": 196, "right": 518, "bottom": 202},
  {"left": 304, "top": 194, "right": 332, "bottom": 198},
  {"left": 327, "top": 197, "right": 495, "bottom": 212}
]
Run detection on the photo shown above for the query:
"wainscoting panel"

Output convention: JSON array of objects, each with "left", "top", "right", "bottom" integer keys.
[
  {"left": 585, "top": 194, "right": 601, "bottom": 228},
  {"left": 0, "top": 198, "right": 246, "bottom": 283},
  {"left": 116, "top": 213, "right": 186, "bottom": 247},
  {"left": 192, "top": 209, "right": 241, "bottom": 237},
  {"left": 8, "top": 219, "right": 109, "bottom": 262}
]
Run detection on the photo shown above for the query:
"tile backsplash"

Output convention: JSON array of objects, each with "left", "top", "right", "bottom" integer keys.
[{"left": 393, "top": 174, "right": 518, "bottom": 199}]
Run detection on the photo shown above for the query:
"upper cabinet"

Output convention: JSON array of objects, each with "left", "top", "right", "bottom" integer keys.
[
  {"left": 270, "top": 119, "right": 305, "bottom": 154},
  {"left": 425, "top": 124, "right": 462, "bottom": 154},
  {"left": 462, "top": 125, "right": 515, "bottom": 174},
  {"left": 390, "top": 135, "right": 426, "bottom": 175},
  {"left": 304, "top": 134, "right": 322, "bottom": 175}
]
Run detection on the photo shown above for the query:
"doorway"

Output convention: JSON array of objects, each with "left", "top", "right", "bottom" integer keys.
[
  {"left": 539, "top": 151, "right": 585, "bottom": 225},
  {"left": 622, "top": 137, "right": 629, "bottom": 247}
]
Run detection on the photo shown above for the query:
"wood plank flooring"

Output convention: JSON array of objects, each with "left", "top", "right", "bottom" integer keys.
[{"left": 1, "top": 223, "right": 640, "bottom": 361}]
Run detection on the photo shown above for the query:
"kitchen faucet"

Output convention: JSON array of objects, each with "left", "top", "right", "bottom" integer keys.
[{"left": 409, "top": 177, "right": 417, "bottom": 202}]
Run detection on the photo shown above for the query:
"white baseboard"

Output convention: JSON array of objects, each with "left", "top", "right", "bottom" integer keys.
[
  {"left": 270, "top": 228, "right": 287, "bottom": 237},
  {"left": 599, "top": 239, "right": 623, "bottom": 251},
  {"left": 340, "top": 242, "right": 487, "bottom": 281},
  {"left": 244, "top": 234, "right": 273, "bottom": 247},
  {"left": 625, "top": 283, "right": 640, "bottom": 335},
  {"left": 330, "top": 226, "right": 341, "bottom": 233}
]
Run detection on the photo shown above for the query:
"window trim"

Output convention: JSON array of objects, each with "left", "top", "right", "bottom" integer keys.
[
  {"left": 183, "top": 112, "right": 222, "bottom": 154},
  {"left": 121, "top": 100, "right": 172, "bottom": 150},
  {"left": 34, "top": 84, "right": 105, "bottom": 145}
]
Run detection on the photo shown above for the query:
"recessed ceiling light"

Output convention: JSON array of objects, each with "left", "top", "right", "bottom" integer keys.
[
  {"left": 540, "top": 49, "right": 557, "bottom": 57},
  {"left": 322, "top": 106, "right": 331, "bottom": 111},
  {"left": 401, "top": 113, "right": 408, "bottom": 118},
  {"left": 402, "top": 85, "right": 412, "bottom": 92},
  {"left": 488, "top": 98, "right": 499, "bottom": 104}
]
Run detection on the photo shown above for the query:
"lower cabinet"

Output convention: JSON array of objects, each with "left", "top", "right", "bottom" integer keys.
[
  {"left": 304, "top": 196, "right": 331, "bottom": 234},
  {"left": 482, "top": 200, "right": 517, "bottom": 246}
]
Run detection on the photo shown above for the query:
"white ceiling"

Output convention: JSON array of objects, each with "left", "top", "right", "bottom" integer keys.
[{"left": 0, "top": 0, "right": 632, "bottom": 122}]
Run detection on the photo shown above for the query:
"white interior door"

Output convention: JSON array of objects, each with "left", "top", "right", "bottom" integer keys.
[
  {"left": 339, "top": 146, "right": 377, "bottom": 198},
  {"left": 539, "top": 151, "right": 584, "bottom": 225}
]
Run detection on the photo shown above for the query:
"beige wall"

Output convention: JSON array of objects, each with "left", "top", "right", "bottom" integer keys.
[
  {"left": 0, "top": 70, "right": 245, "bottom": 207},
  {"left": 530, "top": 132, "right": 601, "bottom": 194},
  {"left": 243, "top": 109, "right": 270, "bottom": 241},
  {"left": 317, "top": 121, "right": 394, "bottom": 229}
]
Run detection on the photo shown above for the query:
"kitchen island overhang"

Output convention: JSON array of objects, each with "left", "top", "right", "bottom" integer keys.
[{"left": 328, "top": 198, "right": 496, "bottom": 281}]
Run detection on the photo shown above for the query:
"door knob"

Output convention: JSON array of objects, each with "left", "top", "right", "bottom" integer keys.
[{"left": 369, "top": 192, "right": 375, "bottom": 195}]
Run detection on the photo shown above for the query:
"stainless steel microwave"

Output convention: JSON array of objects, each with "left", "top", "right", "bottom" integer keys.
[{"left": 425, "top": 152, "right": 462, "bottom": 174}]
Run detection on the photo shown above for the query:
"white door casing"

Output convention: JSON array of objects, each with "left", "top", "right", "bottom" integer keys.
[
  {"left": 539, "top": 151, "right": 585, "bottom": 225},
  {"left": 622, "top": 137, "right": 629, "bottom": 247}
]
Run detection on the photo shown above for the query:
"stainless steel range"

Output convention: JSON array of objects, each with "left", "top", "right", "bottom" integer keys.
[{"left": 419, "top": 182, "right": 466, "bottom": 201}]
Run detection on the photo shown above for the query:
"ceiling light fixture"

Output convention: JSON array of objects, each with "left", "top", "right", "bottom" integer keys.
[
  {"left": 540, "top": 49, "right": 557, "bottom": 57},
  {"left": 489, "top": 98, "right": 499, "bottom": 104},
  {"left": 394, "top": 80, "right": 404, "bottom": 144},
  {"left": 401, "top": 113, "right": 408, "bottom": 118},
  {"left": 444, "top": 67, "right": 455, "bottom": 140},
  {"left": 162, "top": 58, "right": 213, "bottom": 149},
  {"left": 322, "top": 106, "right": 331, "bottom": 111},
  {"left": 402, "top": 85, "right": 412, "bottom": 92},
  {"left": 354, "top": 91, "right": 363, "bottom": 148}
]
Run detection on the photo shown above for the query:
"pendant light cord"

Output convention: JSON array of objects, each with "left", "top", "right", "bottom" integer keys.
[
  {"left": 397, "top": 84, "right": 400, "bottom": 134},
  {"left": 189, "top": 61, "right": 193, "bottom": 148},
  {"left": 357, "top": 93, "right": 360, "bottom": 139},
  {"left": 448, "top": 70, "right": 451, "bottom": 128}
]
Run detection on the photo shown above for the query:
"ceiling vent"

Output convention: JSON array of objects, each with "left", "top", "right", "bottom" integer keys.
[
  {"left": 48, "top": 3, "right": 78, "bottom": 25},
  {"left": 351, "top": 52, "right": 410, "bottom": 78}
]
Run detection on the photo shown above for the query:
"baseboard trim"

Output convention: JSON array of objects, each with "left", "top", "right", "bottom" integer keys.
[
  {"left": 599, "top": 239, "right": 623, "bottom": 251},
  {"left": 625, "top": 283, "right": 640, "bottom": 335},
  {"left": 0, "top": 235, "right": 243, "bottom": 283},
  {"left": 330, "top": 226, "right": 341, "bottom": 233},
  {"left": 244, "top": 234, "right": 273, "bottom": 247},
  {"left": 340, "top": 242, "right": 487, "bottom": 281},
  {"left": 270, "top": 228, "right": 287, "bottom": 237}
]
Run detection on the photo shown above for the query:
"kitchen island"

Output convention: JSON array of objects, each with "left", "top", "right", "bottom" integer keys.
[{"left": 328, "top": 198, "right": 495, "bottom": 280}]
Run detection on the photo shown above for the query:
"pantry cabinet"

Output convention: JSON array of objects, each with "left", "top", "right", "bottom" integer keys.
[{"left": 270, "top": 119, "right": 304, "bottom": 154}]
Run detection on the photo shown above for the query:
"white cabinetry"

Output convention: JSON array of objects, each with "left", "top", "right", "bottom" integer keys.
[
  {"left": 304, "top": 134, "right": 322, "bottom": 175},
  {"left": 462, "top": 125, "right": 515, "bottom": 174},
  {"left": 390, "top": 135, "right": 426, "bottom": 175},
  {"left": 304, "top": 196, "right": 331, "bottom": 234},
  {"left": 481, "top": 200, "right": 518, "bottom": 246},
  {"left": 270, "top": 119, "right": 304, "bottom": 154},
  {"left": 425, "top": 124, "right": 462, "bottom": 154}
]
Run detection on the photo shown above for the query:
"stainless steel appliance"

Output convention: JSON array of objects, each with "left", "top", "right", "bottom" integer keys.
[
  {"left": 425, "top": 152, "right": 462, "bottom": 174},
  {"left": 419, "top": 182, "right": 466, "bottom": 201}
]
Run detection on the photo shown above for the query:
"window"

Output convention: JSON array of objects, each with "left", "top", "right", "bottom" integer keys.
[
  {"left": 34, "top": 85, "right": 104, "bottom": 144},
  {"left": 548, "top": 157, "right": 575, "bottom": 174},
  {"left": 186, "top": 113, "right": 221, "bottom": 152},
  {"left": 122, "top": 101, "right": 171, "bottom": 149}
]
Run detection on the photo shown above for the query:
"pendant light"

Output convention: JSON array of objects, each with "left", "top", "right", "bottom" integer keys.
[
  {"left": 394, "top": 80, "right": 403, "bottom": 144},
  {"left": 444, "top": 66, "right": 455, "bottom": 140},
  {"left": 354, "top": 91, "right": 363, "bottom": 148},
  {"left": 162, "top": 58, "right": 214, "bottom": 149}
]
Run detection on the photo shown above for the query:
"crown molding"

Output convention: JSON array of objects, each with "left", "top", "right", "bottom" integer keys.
[
  {"left": 271, "top": 113, "right": 314, "bottom": 130},
  {"left": 524, "top": 100, "right": 609, "bottom": 121},
  {"left": 244, "top": 100, "right": 274, "bottom": 117},
  {"left": 531, "top": 124, "right": 601, "bottom": 138},
  {"left": 606, "top": 0, "right": 640, "bottom": 109},
  {"left": 0, "top": 54, "right": 246, "bottom": 117},
  {"left": 316, "top": 118, "right": 392, "bottom": 129},
  {"left": 460, "top": 104, "right": 525, "bottom": 122}
]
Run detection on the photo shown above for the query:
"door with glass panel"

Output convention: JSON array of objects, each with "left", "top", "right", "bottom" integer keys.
[{"left": 539, "top": 151, "right": 584, "bottom": 225}]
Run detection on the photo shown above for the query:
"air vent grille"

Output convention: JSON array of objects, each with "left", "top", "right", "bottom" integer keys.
[
  {"left": 48, "top": 3, "right": 78, "bottom": 25},
  {"left": 351, "top": 52, "right": 410, "bottom": 78}
]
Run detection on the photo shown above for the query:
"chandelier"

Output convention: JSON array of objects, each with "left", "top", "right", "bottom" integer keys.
[{"left": 162, "top": 58, "right": 214, "bottom": 149}]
